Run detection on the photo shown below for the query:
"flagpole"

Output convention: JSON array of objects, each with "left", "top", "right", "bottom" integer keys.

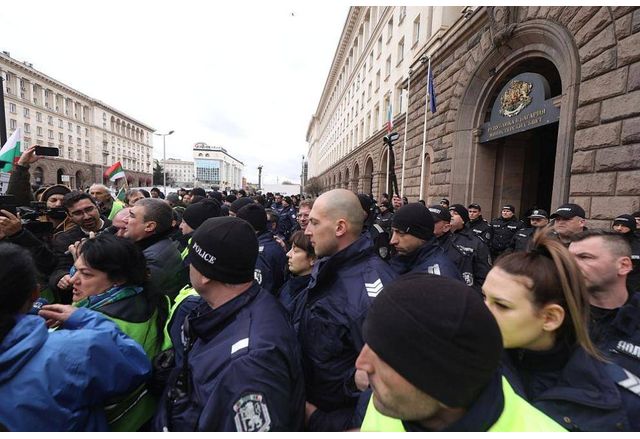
[
  {"left": 400, "top": 69, "right": 412, "bottom": 198},
  {"left": 385, "top": 102, "right": 391, "bottom": 196},
  {"left": 419, "top": 56, "right": 431, "bottom": 201}
]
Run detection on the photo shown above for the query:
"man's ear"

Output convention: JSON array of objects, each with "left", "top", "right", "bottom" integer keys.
[
  {"left": 335, "top": 219, "right": 348, "bottom": 238},
  {"left": 145, "top": 220, "right": 158, "bottom": 233}
]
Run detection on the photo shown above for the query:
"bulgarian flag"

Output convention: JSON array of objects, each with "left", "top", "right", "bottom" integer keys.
[
  {"left": 0, "top": 127, "right": 22, "bottom": 173},
  {"left": 104, "top": 161, "right": 125, "bottom": 181}
]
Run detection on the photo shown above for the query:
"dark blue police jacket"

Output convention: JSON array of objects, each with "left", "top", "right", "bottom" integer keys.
[
  {"left": 501, "top": 343, "right": 640, "bottom": 431},
  {"left": 255, "top": 232, "right": 287, "bottom": 295},
  {"left": 389, "top": 238, "right": 463, "bottom": 281},
  {"left": 294, "top": 234, "right": 397, "bottom": 431},
  {"left": 278, "top": 273, "right": 311, "bottom": 317},
  {"left": 154, "top": 283, "right": 305, "bottom": 432},
  {"left": 277, "top": 205, "right": 298, "bottom": 241}
]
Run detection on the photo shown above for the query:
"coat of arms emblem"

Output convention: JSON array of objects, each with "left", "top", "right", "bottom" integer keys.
[{"left": 499, "top": 80, "right": 533, "bottom": 117}]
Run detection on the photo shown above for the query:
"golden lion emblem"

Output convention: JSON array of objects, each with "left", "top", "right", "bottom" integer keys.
[{"left": 499, "top": 80, "right": 533, "bottom": 117}]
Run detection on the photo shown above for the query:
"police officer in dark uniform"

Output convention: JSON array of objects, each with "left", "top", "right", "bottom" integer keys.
[
  {"left": 277, "top": 196, "right": 298, "bottom": 241},
  {"left": 359, "top": 193, "right": 394, "bottom": 261},
  {"left": 154, "top": 216, "right": 304, "bottom": 431},
  {"left": 489, "top": 204, "right": 524, "bottom": 260},
  {"left": 509, "top": 209, "right": 549, "bottom": 252},
  {"left": 237, "top": 203, "right": 287, "bottom": 295},
  {"left": 467, "top": 203, "right": 492, "bottom": 245},
  {"left": 612, "top": 214, "right": 640, "bottom": 292},
  {"left": 389, "top": 203, "right": 461, "bottom": 280},
  {"left": 374, "top": 201, "right": 394, "bottom": 236},
  {"left": 449, "top": 204, "right": 492, "bottom": 291},
  {"left": 429, "top": 205, "right": 478, "bottom": 291}
]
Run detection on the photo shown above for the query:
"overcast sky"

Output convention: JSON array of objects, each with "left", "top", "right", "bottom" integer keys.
[{"left": 0, "top": 0, "right": 349, "bottom": 184}]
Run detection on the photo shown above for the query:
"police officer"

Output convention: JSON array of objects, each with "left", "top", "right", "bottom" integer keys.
[
  {"left": 467, "top": 203, "right": 491, "bottom": 245},
  {"left": 509, "top": 209, "right": 549, "bottom": 252},
  {"left": 356, "top": 273, "right": 565, "bottom": 432},
  {"left": 389, "top": 203, "right": 460, "bottom": 280},
  {"left": 375, "top": 201, "right": 394, "bottom": 236},
  {"left": 569, "top": 230, "right": 640, "bottom": 392},
  {"left": 296, "top": 189, "right": 397, "bottom": 431},
  {"left": 154, "top": 216, "right": 304, "bottom": 431},
  {"left": 429, "top": 205, "right": 480, "bottom": 292},
  {"left": 489, "top": 204, "right": 524, "bottom": 260},
  {"left": 611, "top": 214, "right": 640, "bottom": 293},
  {"left": 237, "top": 203, "right": 287, "bottom": 295},
  {"left": 359, "top": 193, "right": 393, "bottom": 261},
  {"left": 277, "top": 196, "right": 298, "bottom": 241},
  {"left": 449, "top": 204, "right": 492, "bottom": 290}
]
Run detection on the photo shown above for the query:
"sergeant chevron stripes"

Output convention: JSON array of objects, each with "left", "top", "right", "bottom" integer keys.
[
  {"left": 618, "top": 369, "right": 640, "bottom": 396},
  {"left": 365, "top": 279, "right": 384, "bottom": 297}
]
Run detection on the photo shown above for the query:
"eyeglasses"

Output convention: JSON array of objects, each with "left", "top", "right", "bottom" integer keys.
[{"left": 69, "top": 205, "right": 97, "bottom": 218}]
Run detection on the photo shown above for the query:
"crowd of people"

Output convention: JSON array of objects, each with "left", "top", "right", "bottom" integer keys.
[{"left": 0, "top": 145, "right": 639, "bottom": 431}]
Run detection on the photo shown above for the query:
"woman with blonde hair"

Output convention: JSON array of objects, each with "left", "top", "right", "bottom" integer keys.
[{"left": 483, "top": 232, "right": 639, "bottom": 431}]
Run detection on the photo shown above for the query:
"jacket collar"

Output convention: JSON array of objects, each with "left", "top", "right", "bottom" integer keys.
[
  {"left": 188, "top": 282, "right": 261, "bottom": 342},
  {"left": 390, "top": 238, "right": 440, "bottom": 274},
  {"left": 308, "top": 234, "right": 373, "bottom": 292},
  {"left": 136, "top": 230, "right": 171, "bottom": 251}
]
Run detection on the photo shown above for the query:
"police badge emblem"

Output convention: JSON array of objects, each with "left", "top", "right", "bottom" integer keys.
[
  {"left": 254, "top": 269, "right": 263, "bottom": 285},
  {"left": 233, "top": 393, "right": 271, "bottom": 432},
  {"left": 499, "top": 80, "right": 533, "bottom": 117}
]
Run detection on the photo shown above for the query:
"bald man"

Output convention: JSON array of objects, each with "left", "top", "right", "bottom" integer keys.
[
  {"left": 296, "top": 189, "right": 397, "bottom": 431},
  {"left": 89, "top": 184, "right": 125, "bottom": 220}
]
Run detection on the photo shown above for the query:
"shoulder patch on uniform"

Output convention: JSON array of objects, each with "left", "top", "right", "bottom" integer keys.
[
  {"left": 616, "top": 369, "right": 640, "bottom": 396},
  {"left": 254, "top": 269, "right": 263, "bottom": 285},
  {"left": 427, "top": 264, "right": 441, "bottom": 275},
  {"left": 258, "top": 245, "right": 264, "bottom": 253},
  {"left": 231, "top": 337, "right": 249, "bottom": 355},
  {"left": 462, "top": 272, "right": 474, "bottom": 286},
  {"left": 365, "top": 279, "right": 383, "bottom": 297},
  {"left": 233, "top": 393, "right": 271, "bottom": 432}
]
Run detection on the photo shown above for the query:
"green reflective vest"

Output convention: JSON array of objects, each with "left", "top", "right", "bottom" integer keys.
[
  {"left": 180, "top": 237, "right": 192, "bottom": 261},
  {"left": 360, "top": 376, "right": 567, "bottom": 432},
  {"left": 161, "top": 284, "right": 199, "bottom": 350},
  {"left": 108, "top": 199, "right": 125, "bottom": 221}
]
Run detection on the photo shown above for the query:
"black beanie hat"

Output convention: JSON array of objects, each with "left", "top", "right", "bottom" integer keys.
[
  {"left": 237, "top": 203, "right": 267, "bottom": 233},
  {"left": 358, "top": 193, "right": 373, "bottom": 213},
  {"left": 191, "top": 187, "right": 206, "bottom": 197},
  {"left": 183, "top": 199, "right": 221, "bottom": 230},
  {"left": 230, "top": 197, "right": 254, "bottom": 214},
  {"left": 41, "top": 184, "right": 71, "bottom": 202},
  {"left": 449, "top": 204, "right": 470, "bottom": 224},
  {"left": 188, "top": 217, "right": 258, "bottom": 283},
  {"left": 613, "top": 214, "right": 637, "bottom": 232},
  {"left": 391, "top": 203, "right": 434, "bottom": 240},
  {"left": 226, "top": 194, "right": 237, "bottom": 203},
  {"left": 363, "top": 273, "right": 503, "bottom": 408}
]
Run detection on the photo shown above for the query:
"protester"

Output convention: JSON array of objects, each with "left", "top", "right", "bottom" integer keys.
[
  {"left": 150, "top": 187, "right": 164, "bottom": 199},
  {"left": 125, "top": 189, "right": 146, "bottom": 207},
  {"left": 279, "top": 230, "right": 315, "bottom": 315},
  {"left": 569, "top": 230, "right": 640, "bottom": 380},
  {"left": 357, "top": 273, "right": 564, "bottom": 432},
  {"left": 110, "top": 207, "right": 130, "bottom": 237},
  {"left": 237, "top": 202, "right": 287, "bottom": 295},
  {"left": 69, "top": 234, "right": 166, "bottom": 431},
  {"left": 90, "top": 184, "right": 125, "bottom": 221},
  {"left": 154, "top": 217, "right": 305, "bottom": 431},
  {"left": 0, "top": 243, "right": 150, "bottom": 432},
  {"left": 123, "top": 198, "right": 187, "bottom": 300},
  {"left": 389, "top": 203, "right": 460, "bottom": 280},
  {"left": 49, "top": 191, "right": 111, "bottom": 304},
  {"left": 483, "top": 232, "right": 640, "bottom": 431},
  {"left": 296, "top": 189, "right": 397, "bottom": 431}
]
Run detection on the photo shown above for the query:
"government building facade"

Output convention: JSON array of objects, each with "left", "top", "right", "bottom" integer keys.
[
  {"left": 1, "top": 51, "right": 154, "bottom": 189},
  {"left": 192, "top": 142, "right": 244, "bottom": 191},
  {"left": 306, "top": 6, "right": 640, "bottom": 228}
]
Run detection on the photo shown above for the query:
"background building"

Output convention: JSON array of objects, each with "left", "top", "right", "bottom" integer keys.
[
  {"left": 307, "top": 6, "right": 640, "bottom": 228},
  {"left": 1, "top": 51, "right": 154, "bottom": 189},
  {"left": 192, "top": 141, "right": 243, "bottom": 190},
  {"left": 162, "top": 158, "right": 195, "bottom": 187}
]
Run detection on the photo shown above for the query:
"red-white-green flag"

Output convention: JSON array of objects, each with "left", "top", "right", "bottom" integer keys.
[
  {"left": 0, "top": 127, "right": 22, "bottom": 173},
  {"left": 104, "top": 161, "right": 125, "bottom": 181}
]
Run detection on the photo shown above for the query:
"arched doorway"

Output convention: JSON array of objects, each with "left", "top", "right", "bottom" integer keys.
[
  {"left": 452, "top": 20, "right": 579, "bottom": 218},
  {"left": 363, "top": 157, "right": 374, "bottom": 195},
  {"left": 56, "top": 168, "right": 66, "bottom": 185},
  {"left": 344, "top": 168, "right": 350, "bottom": 190},
  {"left": 75, "top": 170, "right": 84, "bottom": 189},
  {"left": 353, "top": 163, "right": 360, "bottom": 192}
]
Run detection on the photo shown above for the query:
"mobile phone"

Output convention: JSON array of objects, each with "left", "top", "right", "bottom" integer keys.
[{"left": 34, "top": 145, "right": 59, "bottom": 157}]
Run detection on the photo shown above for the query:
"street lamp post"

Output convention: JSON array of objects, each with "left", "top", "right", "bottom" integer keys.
[{"left": 154, "top": 130, "right": 174, "bottom": 194}]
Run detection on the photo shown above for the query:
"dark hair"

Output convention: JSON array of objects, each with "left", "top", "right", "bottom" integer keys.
[
  {"left": 571, "top": 229, "right": 631, "bottom": 258},
  {"left": 139, "top": 189, "right": 151, "bottom": 198},
  {"left": 289, "top": 231, "right": 315, "bottom": 258},
  {"left": 136, "top": 198, "right": 173, "bottom": 235},
  {"left": 494, "top": 231, "right": 601, "bottom": 359},
  {"left": 151, "top": 187, "right": 160, "bottom": 193},
  {"left": 0, "top": 244, "right": 38, "bottom": 342},
  {"left": 77, "top": 234, "right": 148, "bottom": 286},
  {"left": 63, "top": 191, "right": 97, "bottom": 210},
  {"left": 265, "top": 208, "right": 279, "bottom": 225},
  {"left": 125, "top": 189, "right": 143, "bottom": 205},
  {"left": 191, "top": 187, "right": 206, "bottom": 197}
]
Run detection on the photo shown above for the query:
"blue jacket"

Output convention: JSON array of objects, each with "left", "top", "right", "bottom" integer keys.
[
  {"left": 278, "top": 273, "right": 311, "bottom": 316},
  {"left": 501, "top": 343, "right": 640, "bottom": 431},
  {"left": 154, "top": 283, "right": 304, "bottom": 431},
  {"left": 277, "top": 205, "right": 298, "bottom": 241},
  {"left": 255, "top": 232, "right": 287, "bottom": 295},
  {"left": 294, "top": 234, "right": 397, "bottom": 431},
  {"left": 0, "top": 308, "right": 151, "bottom": 431},
  {"left": 389, "top": 238, "right": 463, "bottom": 281}
]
